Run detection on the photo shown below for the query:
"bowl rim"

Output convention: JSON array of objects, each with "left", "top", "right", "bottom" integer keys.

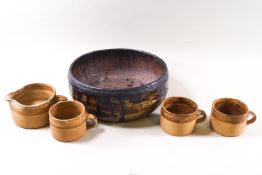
[{"left": 68, "top": 48, "right": 168, "bottom": 93}]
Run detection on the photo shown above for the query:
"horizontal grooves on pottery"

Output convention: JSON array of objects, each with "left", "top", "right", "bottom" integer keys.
[
  {"left": 68, "top": 49, "right": 168, "bottom": 122},
  {"left": 50, "top": 121, "right": 85, "bottom": 129},
  {"left": 68, "top": 73, "right": 168, "bottom": 96},
  {"left": 68, "top": 48, "right": 168, "bottom": 91},
  {"left": 70, "top": 82, "right": 167, "bottom": 122},
  {"left": 161, "top": 109, "right": 197, "bottom": 123},
  {"left": 211, "top": 108, "right": 247, "bottom": 124}
]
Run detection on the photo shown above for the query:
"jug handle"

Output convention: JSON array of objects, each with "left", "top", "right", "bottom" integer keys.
[{"left": 56, "top": 95, "right": 67, "bottom": 102}]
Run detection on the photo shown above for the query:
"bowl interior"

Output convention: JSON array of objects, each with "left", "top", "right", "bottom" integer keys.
[{"left": 71, "top": 49, "right": 165, "bottom": 89}]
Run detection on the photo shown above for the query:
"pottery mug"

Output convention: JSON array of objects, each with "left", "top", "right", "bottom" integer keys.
[
  {"left": 160, "top": 97, "right": 207, "bottom": 136},
  {"left": 49, "top": 100, "right": 97, "bottom": 142},
  {"left": 5, "top": 83, "right": 67, "bottom": 129},
  {"left": 210, "top": 98, "right": 256, "bottom": 136}
]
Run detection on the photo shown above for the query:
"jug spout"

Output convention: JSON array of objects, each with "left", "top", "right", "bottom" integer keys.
[
  {"left": 5, "top": 91, "right": 18, "bottom": 101},
  {"left": 5, "top": 92, "right": 15, "bottom": 101}
]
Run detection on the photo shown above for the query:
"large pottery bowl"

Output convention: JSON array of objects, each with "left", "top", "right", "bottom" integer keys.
[{"left": 68, "top": 49, "right": 168, "bottom": 122}]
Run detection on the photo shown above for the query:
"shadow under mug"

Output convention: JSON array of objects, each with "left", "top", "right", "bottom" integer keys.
[
  {"left": 5, "top": 83, "right": 67, "bottom": 129},
  {"left": 49, "top": 100, "right": 97, "bottom": 142},
  {"left": 211, "top": 98, "right": 256, "bottom": 136},
  {"left": 160, "top": 97, "right": 207, "bottom": 136}
]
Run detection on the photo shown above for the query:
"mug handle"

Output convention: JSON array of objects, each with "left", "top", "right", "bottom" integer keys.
[
  {"left": 86, "top": 113, "right": 97, "bottom": 129},
  {"left": 196, "top": 109, "right": 207, "bottom": 123},
  {"left": 56, "top": 95, "right": 67, "bottom": 102},
  {"left": 247, "top": 111, "right": 256, "bottom": 125}
]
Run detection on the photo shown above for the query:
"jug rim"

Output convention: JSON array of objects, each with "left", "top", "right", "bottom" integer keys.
[{"left": 5, "top": 83, "right": 57, "bottom": 109}]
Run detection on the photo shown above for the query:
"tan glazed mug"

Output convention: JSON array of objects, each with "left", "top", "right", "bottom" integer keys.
[
  {"left": 160, "top": 97, "right": 207, "bottom": 136},
  {"left": 5, "top": 83, "right": 67, "bottom": 129},
  {"left": 49, "top": 100, "right": 97, "bottom": 142},
  {"left": 210, "top": 98, "right": 256, "bottom": 136}
]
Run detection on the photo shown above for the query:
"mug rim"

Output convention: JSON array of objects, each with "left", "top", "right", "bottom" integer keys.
[
  {"left": 49, "top": 100, "right": 86, "bottom": 122},
  {"left": 212, "top": 97, "right": 249, "bottom": 117},
  {"left": 161, "top": 96, "right": 199, "bottom": 117}
]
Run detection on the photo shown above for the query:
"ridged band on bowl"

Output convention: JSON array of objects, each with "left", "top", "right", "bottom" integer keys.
[{"left": 68, "top": 48, "right": 168, "bottom": 122}]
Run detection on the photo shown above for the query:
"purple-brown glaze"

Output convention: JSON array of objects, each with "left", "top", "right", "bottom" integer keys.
[
  {"left": 71, "top": 51, "right": 164, "bottom": 89},
  {"left": 68, "top": 49, "right": 168, "bottom": 122}
]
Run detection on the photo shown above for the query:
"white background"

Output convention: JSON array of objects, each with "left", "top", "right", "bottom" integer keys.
[{"left": 0, "top": 0, "right": 262, "bottom": 175}]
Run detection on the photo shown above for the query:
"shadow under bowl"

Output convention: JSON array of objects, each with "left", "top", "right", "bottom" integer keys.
[{"left": 68, "top": 48, "right": 168, "bottom": 122}]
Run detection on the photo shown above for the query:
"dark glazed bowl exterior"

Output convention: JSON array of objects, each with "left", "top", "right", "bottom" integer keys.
[{"left": 68, "top": 48, "right": 168, "bottom": 122}]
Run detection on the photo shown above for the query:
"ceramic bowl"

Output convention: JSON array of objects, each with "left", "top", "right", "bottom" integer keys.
[{"left": 68, "top": 48, "right": 168, "bottom": 122}]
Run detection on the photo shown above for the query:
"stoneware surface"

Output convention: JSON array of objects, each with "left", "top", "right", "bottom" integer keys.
[
  {"left": 210, "top": 98, "right": 256, "bottom": 136},
  {"left": 49, "top": 100, "right": 97, "bottom": 142},
  {"left": 5, "top": 83, "right": 67, "bottom": 129},
  {"left": 68, "top": 48, "right": 168, "bottom": 122},
  {"left": 160, "top": 97, "right": 206, "bottom": 136},
  {"left": 1, "top": 1, "right": 261, "bottom": 174}
]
